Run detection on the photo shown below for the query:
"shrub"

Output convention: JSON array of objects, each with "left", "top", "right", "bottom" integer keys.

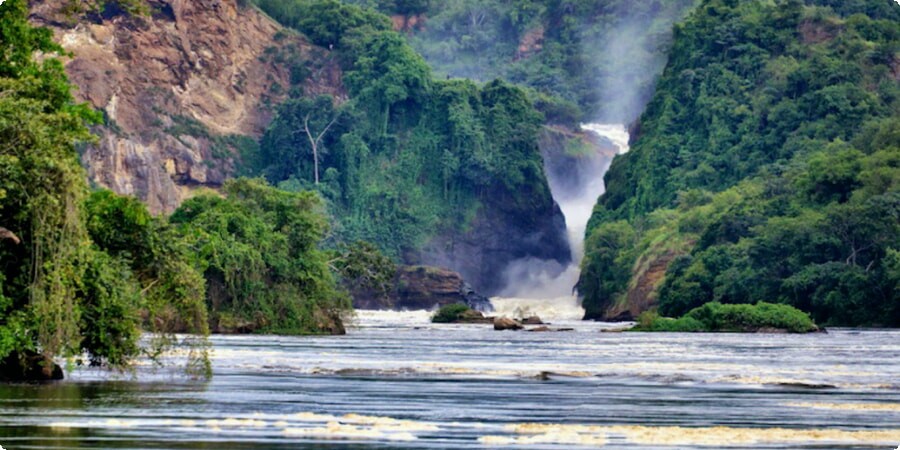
[
  {"left": 431, "top": 303, "right": 471, "bottom": 323},
  {"left": 635, "top": 311, "right": 706, "bottom": 332},
  {"left": 634, "top": 302, "right": 817, "bottom": 333}
]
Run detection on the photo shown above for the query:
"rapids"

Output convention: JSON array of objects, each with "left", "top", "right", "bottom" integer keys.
[{"left": 1, "top": 313, "right": 898, "bottom": 448}]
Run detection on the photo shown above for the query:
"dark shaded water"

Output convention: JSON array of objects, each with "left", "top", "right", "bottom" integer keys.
[{"left": 1, "top": 311, "right": 899, "bottom": 449}]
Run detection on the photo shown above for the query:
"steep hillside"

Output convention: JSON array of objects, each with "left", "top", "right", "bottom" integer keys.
[
  {"left": 24, "top": 0, "right": 572, "bottom": 295},
  {"left": 30, "top": 0, "right": 343, "bottom": 213},
  {"left": 247, "top": 0, "right": 570, "bottom": 294},
  {"left": 579, "top": 0, "right": 900, "bottom": 325}
]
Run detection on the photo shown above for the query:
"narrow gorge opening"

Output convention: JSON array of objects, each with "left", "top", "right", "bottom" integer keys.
[{"left": 490, "top": 123, "right": 629, "bottom": 320}]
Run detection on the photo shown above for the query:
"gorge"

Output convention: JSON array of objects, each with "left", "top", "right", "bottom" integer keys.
[
  {"left": 1, "top": 0, "right": 899, "bottom": 447},
  {"left": 491, "top": 123, "right": 629, "bottom": 320}
]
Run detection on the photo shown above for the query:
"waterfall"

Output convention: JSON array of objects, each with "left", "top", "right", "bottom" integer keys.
[{"left": 491, "top": 123, "right": 630, "bottom": 320}]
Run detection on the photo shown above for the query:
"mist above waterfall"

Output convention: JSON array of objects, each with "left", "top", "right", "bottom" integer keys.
[{"left": 588, "top": 3, "right": 696, "bottom": 124}]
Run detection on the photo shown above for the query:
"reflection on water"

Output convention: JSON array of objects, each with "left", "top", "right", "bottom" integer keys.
[{"left": 0, "top": 311, "right": 898, "bottom": 449}]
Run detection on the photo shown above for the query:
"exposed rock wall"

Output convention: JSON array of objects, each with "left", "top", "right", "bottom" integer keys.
[
  {"left": 602, "top": 251, "right": 679, "bottom": 321},
  {"left": 351, "top": 265, "right": 491, "bottom": 311},
  {"left": 416, "top": 183, "right": 570, "bottom": 296},
  {"left": 538, "top": 125, "right": 619, "bottom": 198},
  {"left": 30, "top": 0, "right": 343, "bottom": 213},
  {"left": 390, "top": 14, "right": 425, "bottom": 33}
]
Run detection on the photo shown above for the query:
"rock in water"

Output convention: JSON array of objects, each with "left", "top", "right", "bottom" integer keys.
[
  {"left": 494, "top": 317, "right": 523, "bottom": 331},
  {"left": 461, "top": 282, "right": 493, "bottom": 312},
  {"left": 527, "top": 326, "right": 575, "bottom": 332},
  {"left": 458, "top": 309, "right": 492, "bottom": 324},
  {"left": 521, "top": 316, "right": 544, "bottom": 325},
  {"left": 0, "top": 351, "right": 64, "bottom": 382}
]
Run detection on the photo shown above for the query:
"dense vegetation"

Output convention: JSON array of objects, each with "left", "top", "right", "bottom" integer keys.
[
  {"left": 0, "top": 0, "right": 357, "bottom": 379},
  {"left": 249, "top": 0, "right": 558, "bottom": 266},
  {"left": 580, "top": 0, "right": 900, "bottom": 326},
  {"left": 634, "top": 302, "right": 818, "bottom": 333},
  {"left": 431, "top": 303, "right": 472, "bottom": 323},
  {"left": 347, "top": 0, "right": 697, "bottom": 123},
  {"left": 170, "top": 179, "right": 350, "bottom": 334},
  {"left": 0, "top": 0, "right": 209, "bottom": 377}
]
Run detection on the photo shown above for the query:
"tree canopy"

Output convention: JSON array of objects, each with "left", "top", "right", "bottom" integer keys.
[{"left": 579, "top": 0, "right": 900, "bottom": 327}]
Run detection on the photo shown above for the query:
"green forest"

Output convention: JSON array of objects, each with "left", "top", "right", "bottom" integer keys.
[
  {"left": 349, "top": 0, "right": 697, "bottom": 124},
  {"left": 1, "top": 0, "right": 899, "bottom": 382},
  {"left": 249, "top": 0, "right": 557, "bottom": 262},
  {"left": 579, "top": 0, "right": 900, "bottom": 326},
  {"left": 0, "top": 0, "right": 356, "bottom": 379},
  {"left": 0, "top": 0, "right": 203, "bottom": 377}
]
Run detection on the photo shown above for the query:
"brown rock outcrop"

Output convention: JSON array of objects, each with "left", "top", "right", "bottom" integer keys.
[
  {"left": 603, "top": 250, "right": 681, "bottom": 321},
  {"left": 515, "top": 25, "right": 544, "bottom": 60},
  {"left": 493, "top": 317, "right": 523, "bottom": 331},
  {"left": 351, "top": 265, "right": 492, "bottom": 312},
  {"left": 30, "top": 0, "right": 344, "bottom": 213}
]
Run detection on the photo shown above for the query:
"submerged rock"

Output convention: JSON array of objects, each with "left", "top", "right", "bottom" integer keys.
[
  {"left": 527, "top": 326, "right": 574, "bottom": 332},
  {"left": 494, "top": 317, "right": 523, "bottom": 331},
  {"left": 0, "top": 350, "right": 64, "bottom": 382}
]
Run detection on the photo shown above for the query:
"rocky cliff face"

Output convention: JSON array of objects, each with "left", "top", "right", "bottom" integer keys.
[
  {"left": 416, "top": 185, "right": 570, "bottom": 296},
  {"left": 352, "top": 265, "right": 492, "bottom": 312},
  {"left": 538, "top": 126, "right": 620, "bottom": 198},
  {"left": 30, "top": 0, "right": 343, "bottom": 213}
]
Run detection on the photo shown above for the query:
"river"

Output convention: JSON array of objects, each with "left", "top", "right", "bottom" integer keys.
[{"left": 1, "top": 310, "right": 899, "bottom": 449}]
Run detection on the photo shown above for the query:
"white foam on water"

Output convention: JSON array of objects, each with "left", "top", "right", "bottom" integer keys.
[
  {"left": 490, "top": 295, "right": 585, "bottom": 321},
  {"left": 351, "top": 309, "right": 434, "bottom": 327}
]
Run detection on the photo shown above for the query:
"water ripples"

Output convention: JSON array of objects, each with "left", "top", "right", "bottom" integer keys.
[{"left": 0, "top": 311, "right": 898, "bottom": 448}]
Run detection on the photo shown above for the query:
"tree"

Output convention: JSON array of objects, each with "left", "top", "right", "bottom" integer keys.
[
  {"left": 302, "top": 97, "right": 341, "bottom": 184},
  {"left": 1, "top": 1, "right": 209, "bottom": 377},
  {"left": 343, "top": 31, "right": 432, "bottom": 135},
  {"left": 261, "top": 95, "right": 346, "bottom": 185}
]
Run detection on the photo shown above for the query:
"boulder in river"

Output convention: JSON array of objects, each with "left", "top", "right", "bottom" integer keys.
[
  {"left": 494, "top": 317, "right": 523, "bottom": 331},
  {"left": 0, "top": 350, "right": 64, "bottom": 382},
  {"left": 432, "top": 304, "right": 494, "bottom": 324},
  {"left": 521, "top": 316, "right": 544, "bottom": 325}
]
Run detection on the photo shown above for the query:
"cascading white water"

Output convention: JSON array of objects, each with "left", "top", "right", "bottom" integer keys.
[{"left": 491, "top": 123, "right": 630, "bottom": 321}]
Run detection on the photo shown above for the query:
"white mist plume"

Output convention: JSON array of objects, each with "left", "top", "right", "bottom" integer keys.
[{"left": 492, "top": 124, "right": 629, "bottom": 320}]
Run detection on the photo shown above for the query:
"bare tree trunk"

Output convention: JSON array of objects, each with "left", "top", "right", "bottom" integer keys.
[{"left": 303, "top": 112, "right": 339, "bottom": 185}]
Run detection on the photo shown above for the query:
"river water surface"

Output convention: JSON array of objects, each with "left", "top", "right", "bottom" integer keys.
[{"left": 1, "top": 310, "right": 899, "bottom": 449}]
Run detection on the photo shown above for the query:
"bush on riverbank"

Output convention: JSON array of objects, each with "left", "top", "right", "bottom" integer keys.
[{"left": 634, "top": 302, "right": 818, "bottom": 333}]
